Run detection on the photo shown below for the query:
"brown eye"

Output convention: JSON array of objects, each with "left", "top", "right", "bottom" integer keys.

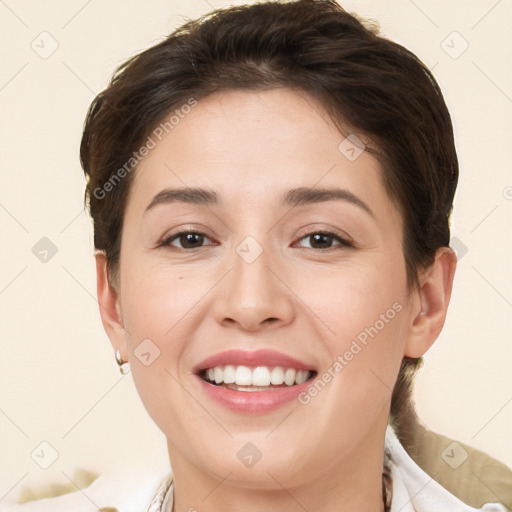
[
  {"left": 162, "top": 231, "right": 212, "bottom": 249},
  {"left": 297, "top": 231, "right": 352, "bottom": 250}
]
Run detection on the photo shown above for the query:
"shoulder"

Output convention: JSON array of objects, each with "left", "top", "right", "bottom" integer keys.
[
  {"left": 403, "top": 422, "right": 512, "bottom": 510},
  {"left": 386, "top": 424, "right": 511, "bottom": 512}
]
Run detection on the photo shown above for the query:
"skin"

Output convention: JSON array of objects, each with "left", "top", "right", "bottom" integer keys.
[{"left": 96, "top": 88, "right": 456, "bottom": 512}]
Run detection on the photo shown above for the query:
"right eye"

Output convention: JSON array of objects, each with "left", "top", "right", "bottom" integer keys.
[{"left": 160, "top": 231, "right": 216, "bottom": 250}]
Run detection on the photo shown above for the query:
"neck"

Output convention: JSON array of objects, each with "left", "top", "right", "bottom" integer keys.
[{"left": 167, "top": 422, "right": 387, "bottom": 512}]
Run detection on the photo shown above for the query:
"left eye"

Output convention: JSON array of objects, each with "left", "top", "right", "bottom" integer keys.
[{"left": 296, "top": 232, "right": 352, "bottom": 250}]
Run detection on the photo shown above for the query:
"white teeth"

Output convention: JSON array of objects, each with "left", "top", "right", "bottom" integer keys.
[
  {"left": 270, "top": 367, "right": 285, "bottom": 385},
  {"left": 202, "top": 365, "right": 312, "bottom": 387},
  {"left": 223, "top": 364, "right": 236, "bottom": 384},
  {"left": 214, "top": 367, "right": 223, "bottom": 384},
  {"left": 295, "top": 369, "right": 309, "bottom": 384},
  {"left": 252, "top": 366, "right": 270, "bottom": 386},
  {"left": 284, "top": 368, "right": 296, "bottom": 386},
  {"left": 235, "top": 365, "right": 253, "bottom": 386}
]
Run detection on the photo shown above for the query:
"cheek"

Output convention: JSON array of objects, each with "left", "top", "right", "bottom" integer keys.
[
  {"left": 118, "top": 263, "right": 211, "bottom": 433},
  {"left": 118, "top": 259, "right": 221, "bottom": 398},
  {"left": 294, "top": 253, "right": 407, "bottom": 348},
  {"left": 295, "top": 256, "right": 408, "bottom": 405},
  {"left": 297, "top": 294, "right": 408, "bottom": 445},
  {"left": 120, "top": 259, "right": 208, "bottom": 342}
]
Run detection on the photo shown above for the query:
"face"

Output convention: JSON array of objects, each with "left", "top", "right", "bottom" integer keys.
[{"left": 108, "top": 89, "right": 421, "bottom": 489}]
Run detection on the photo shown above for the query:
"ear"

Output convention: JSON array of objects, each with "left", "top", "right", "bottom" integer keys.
[
  {"left": 404, "top": 246, "right": 457, "bottom": 358},
  {"left": 95, "top": 252, "right": 128, "bottom": 359}
]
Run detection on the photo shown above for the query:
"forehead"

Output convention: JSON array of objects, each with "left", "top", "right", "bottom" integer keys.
[{"left": 126, "top": 88, "right": 399, "bottom": 226}]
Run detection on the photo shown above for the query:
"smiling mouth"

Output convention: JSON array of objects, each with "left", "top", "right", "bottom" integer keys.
[{"left": 199, "top": 365, "right": 317, "bottom": 392}]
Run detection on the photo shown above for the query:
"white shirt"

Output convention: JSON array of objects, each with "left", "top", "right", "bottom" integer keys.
[{"left": 1, "top": 427, "right": 507, "bottom": 512}]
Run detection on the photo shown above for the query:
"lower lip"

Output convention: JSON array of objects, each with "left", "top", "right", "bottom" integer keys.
[{"left": 195, "top": 375, "right": 313, "bottom": 413}]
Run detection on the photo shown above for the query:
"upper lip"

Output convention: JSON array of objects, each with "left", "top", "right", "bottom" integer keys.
[{"left": 194, "top": 349, "right": 316, "bottom": 373}]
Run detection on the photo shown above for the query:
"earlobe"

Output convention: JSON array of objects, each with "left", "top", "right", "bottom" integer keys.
[
  {"left": 404, "top": 247, "right": 457, "bottom": 358},
  {"left": 95, "top": 252, "right": 127, "bottom": 357}
]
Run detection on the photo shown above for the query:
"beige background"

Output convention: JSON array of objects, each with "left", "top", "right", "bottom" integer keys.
[{"left": 1, "top": 0, "right": 511, "bottom": 502}]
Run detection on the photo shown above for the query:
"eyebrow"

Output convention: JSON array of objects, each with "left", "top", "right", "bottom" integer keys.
[
  {"left": 144, "top": 187, "right": 218, "bottom": 212},
  {"left": 282, "top": 187, "right": 374, "bottom": 218},
  {"left": 144, "top": 186, "right": 374, "bottom": 218}
]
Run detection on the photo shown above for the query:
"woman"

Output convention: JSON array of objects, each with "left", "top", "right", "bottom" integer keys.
[{"left": 4, "top": 0, "right": 510, "bottom": 511}]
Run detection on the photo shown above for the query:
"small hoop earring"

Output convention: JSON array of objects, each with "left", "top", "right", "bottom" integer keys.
[{"left": 115, "top": 349, "right": 130, "bottom": 375}]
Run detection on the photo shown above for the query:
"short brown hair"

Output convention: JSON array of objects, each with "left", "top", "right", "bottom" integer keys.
[{"left": 80, "top": 0, "right": 458, "bottom": 432}]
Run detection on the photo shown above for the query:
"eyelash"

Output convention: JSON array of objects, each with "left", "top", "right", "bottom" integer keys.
[{"left": 158, "top": 229, "right": 354, "bottom": 251}]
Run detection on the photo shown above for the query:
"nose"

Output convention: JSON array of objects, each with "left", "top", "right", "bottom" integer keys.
[{"left": 213, "top": 243, "right": 295, "bottom": 332}]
